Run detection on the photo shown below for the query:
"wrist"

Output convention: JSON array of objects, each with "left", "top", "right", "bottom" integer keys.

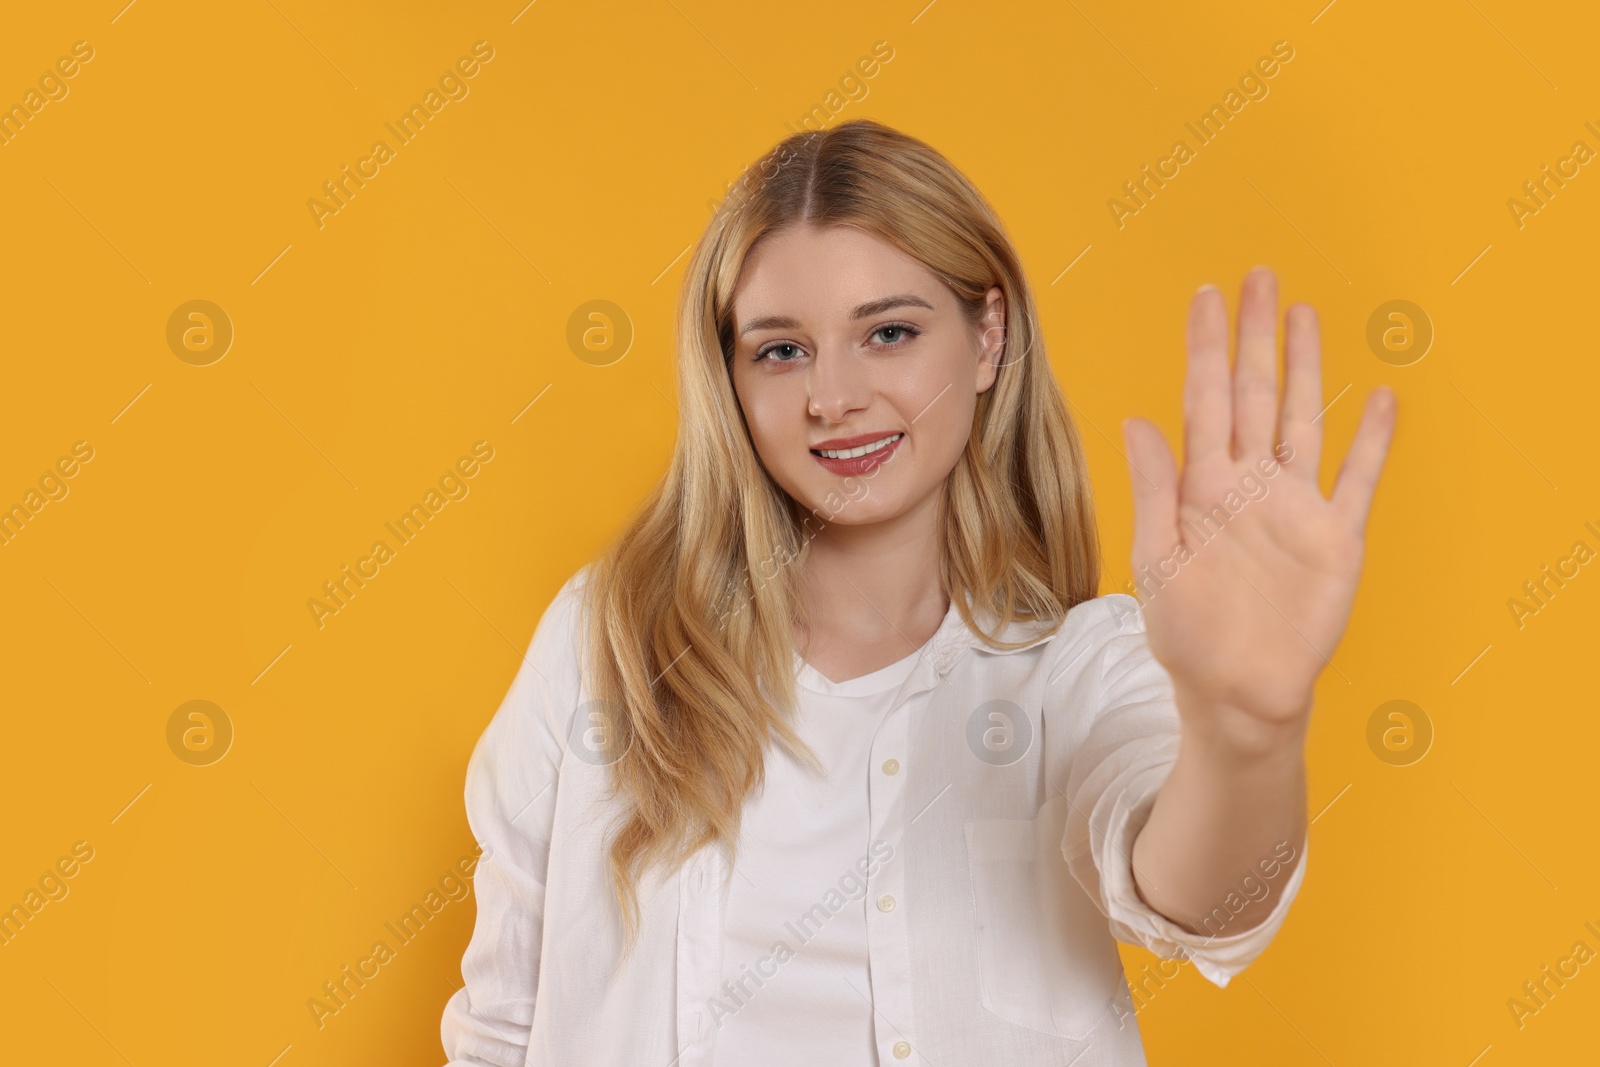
[{"left": 1173, "top": 687, "right": 1311, "bottom": 766}]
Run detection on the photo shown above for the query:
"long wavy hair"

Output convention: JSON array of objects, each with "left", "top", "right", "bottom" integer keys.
[{"left": 581, "top": 118, "right": 1102, "bottom": 952}]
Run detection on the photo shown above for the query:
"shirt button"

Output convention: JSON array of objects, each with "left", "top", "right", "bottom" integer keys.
[
  {"left": 877, "top": 894, "right": 896, "bottom": 912},
  {"left": 882, "top": 758, "right": 900, "bottom": 775},
  {"left": 892, "top": 1041, "right": 912, "bottom": 1059}
]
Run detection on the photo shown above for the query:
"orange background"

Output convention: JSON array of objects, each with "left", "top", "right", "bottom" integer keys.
[{"left": 2, "top": 0, "right": 1596, "bottom": 1063}]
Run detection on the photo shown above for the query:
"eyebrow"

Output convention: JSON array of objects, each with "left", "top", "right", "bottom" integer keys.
[{"left": 738, "top": 293, "right": 936, "bottom": 336}]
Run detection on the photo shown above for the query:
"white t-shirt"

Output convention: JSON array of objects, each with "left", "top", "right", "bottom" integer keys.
[{"left": 711, "top": 644, "right": 927, "bottom": 1066}]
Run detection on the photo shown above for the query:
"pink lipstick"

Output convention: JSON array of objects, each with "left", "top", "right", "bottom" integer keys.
[{"left": 810, "top": 431, "right": 904, "bottom": 476}]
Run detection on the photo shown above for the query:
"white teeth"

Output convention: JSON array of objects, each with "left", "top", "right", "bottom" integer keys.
[{"left": 816, "top": 433, "right": 902, "bottom": 459}]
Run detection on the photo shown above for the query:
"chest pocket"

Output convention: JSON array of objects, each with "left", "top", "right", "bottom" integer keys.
[{"left": 964, "top": 794, "right": 1124, "bottom": 1039}]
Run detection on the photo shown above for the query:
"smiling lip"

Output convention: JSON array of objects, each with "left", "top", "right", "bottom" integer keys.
[
  {"left": 811, "top": 431, "right": 904, "bottom": 476},
  {"left": 811, "top": 431, "right": 902, "bottom": 451}
]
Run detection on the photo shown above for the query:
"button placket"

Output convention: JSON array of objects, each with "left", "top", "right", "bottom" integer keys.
[{"left": 865, "top": 661, "right": 932, "bottom": 1065}]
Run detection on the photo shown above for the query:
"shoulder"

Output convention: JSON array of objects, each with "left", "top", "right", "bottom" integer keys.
[
  {"left": 537, "top": 562, "right": 595, "bottom": 658},
  {"left": 508, "top": 561, "right": 597, "bottom": 681},
  {"left": 1045, "top": 593, "right": 1157, "bottom": 692},
  {"left": 467, "top": 563, "right": 595, "bottom": 778},
  {"left": 1050, "top": 592, "right": 1146, "bottom": 656},
  {"left": 552, "top": 560, "right": 597, "bottom": 618}
]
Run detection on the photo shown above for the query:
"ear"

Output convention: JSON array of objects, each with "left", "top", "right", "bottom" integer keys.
[{"left": 975, "top": 286, "right": 1006, "bottom": 394}]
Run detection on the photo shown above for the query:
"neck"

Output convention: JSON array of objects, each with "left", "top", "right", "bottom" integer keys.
[{"left": 794, "top": 487, "right": 948, "bottom": 651}]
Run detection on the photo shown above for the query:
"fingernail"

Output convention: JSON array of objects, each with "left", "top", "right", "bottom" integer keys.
[{"left": 1196, "top": 283, "right": 1217, "bottom": 295}]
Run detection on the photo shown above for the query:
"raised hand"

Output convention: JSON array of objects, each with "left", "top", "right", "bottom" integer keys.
[{"left": 1120, "top": 267, "right": 1397, "bottom": 746}]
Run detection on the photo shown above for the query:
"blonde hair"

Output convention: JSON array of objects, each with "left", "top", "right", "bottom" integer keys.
[{"left": 582, "top": 118, "right": 1101, "bottom": 951}]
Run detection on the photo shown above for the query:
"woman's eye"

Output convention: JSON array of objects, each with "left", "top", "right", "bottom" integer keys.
[
  {"left": 872, "top": 322, "right": 920, "bottom": 346},
  {"left": 755, "top": 342, "right": 803, "bottom": 363}
]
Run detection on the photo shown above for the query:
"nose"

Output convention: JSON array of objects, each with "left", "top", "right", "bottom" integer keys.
[{"left": 805, "top": 345, "right": 871, "bottom": 425}]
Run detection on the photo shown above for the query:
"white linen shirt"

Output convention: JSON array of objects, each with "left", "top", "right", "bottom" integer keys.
[{"left": 440, "top": 565, "right": 1308, "bottom": 1066}]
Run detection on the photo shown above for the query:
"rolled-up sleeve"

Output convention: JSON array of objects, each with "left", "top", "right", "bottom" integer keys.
[
  {"left": 1060, "top": 594, "right": 1307, "bottom": 989},
  {"left": 441, "top": 569, "right": 587, "bottom": 1065}
]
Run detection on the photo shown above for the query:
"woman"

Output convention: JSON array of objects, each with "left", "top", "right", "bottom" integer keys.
[{"left": 440, "top": 119, "right": 1396, "bottom": 1066}]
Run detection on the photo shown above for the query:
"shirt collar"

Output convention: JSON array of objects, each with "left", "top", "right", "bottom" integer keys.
[
  {"left": 926, "top": 591, "right": 1062, "bottom": 676},
  {"left": 777, "top": 590, "right": 1066, "bottom": 700}
]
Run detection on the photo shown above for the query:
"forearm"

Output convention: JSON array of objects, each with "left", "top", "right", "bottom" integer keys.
[{"left": 1129, "top": 694, "right": 1308, "bottom": 939}]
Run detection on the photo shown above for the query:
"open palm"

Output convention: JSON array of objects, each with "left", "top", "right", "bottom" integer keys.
[{"left": 1121, "top": 267, "right": 1397, "bottom": 735}]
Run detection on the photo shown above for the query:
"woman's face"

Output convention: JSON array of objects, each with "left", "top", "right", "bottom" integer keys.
[{"left": 728, "top": 223, "right": 1004, "bottom": 528}]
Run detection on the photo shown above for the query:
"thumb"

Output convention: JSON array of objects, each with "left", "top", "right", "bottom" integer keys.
[{"left": 1122, "top": 416, "right": 1179, "bottom": 574}]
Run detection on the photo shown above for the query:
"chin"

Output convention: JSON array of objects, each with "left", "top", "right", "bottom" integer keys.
[{"left": 806, "top": 489, "right": 899, "bottom": 525}]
